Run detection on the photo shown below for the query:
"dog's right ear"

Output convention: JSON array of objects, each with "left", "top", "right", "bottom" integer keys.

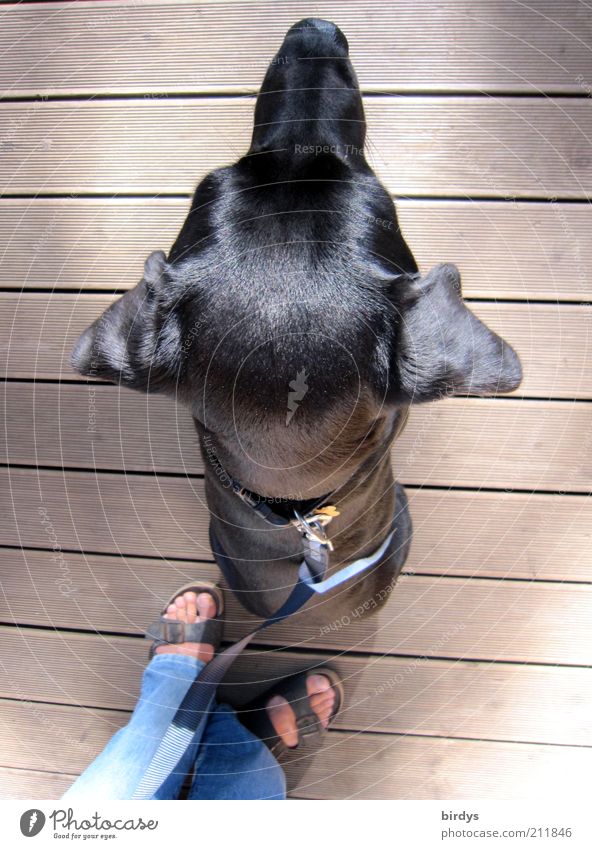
[
  {"left": 70, "top": 250, "right": 181, "bottom": 391},
  {"left": 388, "top": 263, "right": 522, "bottom": 403}
]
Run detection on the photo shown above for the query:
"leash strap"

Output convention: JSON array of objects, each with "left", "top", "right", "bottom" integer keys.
[{"left": 131, "top": 526, "right": 395, "bottom": 799}]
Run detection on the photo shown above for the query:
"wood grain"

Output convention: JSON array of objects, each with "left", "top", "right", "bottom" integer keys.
[
  {"left": 0, "top": 698, "right": 130, "bottom": 777},
  {"left": 1, "top": 199, "right": 590, "bottom": 301},
  {"left": 1, "top": 0, "right": 591, "bottom": 804},
  {"left": 0, "top": 98, "right": 590, "bottom": 198},
  {"left": 2, "top": 383, "right": 591, "bottom": 490},
  {"left": 286, "top": 732, "right": 592, "bottom": 799},
  {"left": 2, "top": 732, "right": 589, "bottom": 801},
  {"left": 0, "top": 695, "right": 590, "bottom": 800},
  {"left": 1, "top": 552, "right": 591, "bottom": 664},
  {"left": 2, "top": 468, "right": 590, "bottom": 581},
  {"left": 1, "top": 625, "right": 591, "bottom": 746},
  {"left": 0, "top": 0, "right": 590, "bottom": 96},
  {"left": 0, "top": 766, "right": 73, "bottom": 800}
]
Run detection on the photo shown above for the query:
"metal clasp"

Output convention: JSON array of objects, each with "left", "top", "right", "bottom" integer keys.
[{"left": 292, "top": 509, "right": 334, "bottom": 551}]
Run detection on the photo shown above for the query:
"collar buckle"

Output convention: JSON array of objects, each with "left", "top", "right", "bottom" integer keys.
[{"left": 233, "top": 484, "right": 259, "bottom": 509}]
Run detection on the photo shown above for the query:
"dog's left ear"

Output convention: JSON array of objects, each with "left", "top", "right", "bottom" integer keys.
[
  {"left": 71, "top": 250, "right": 181, "bottom": 391},
  {"left": 389, "top": 263, "right": 522, "bottom": 403}
]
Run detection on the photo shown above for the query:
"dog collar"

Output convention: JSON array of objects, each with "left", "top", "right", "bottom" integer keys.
[{"left": 204, "top": 445, "right": 343, "bottom": 579}]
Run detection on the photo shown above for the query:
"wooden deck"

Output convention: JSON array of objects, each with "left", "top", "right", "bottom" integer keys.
[{"left": 0, "top": 0, "right": 591, "bottom": 800}]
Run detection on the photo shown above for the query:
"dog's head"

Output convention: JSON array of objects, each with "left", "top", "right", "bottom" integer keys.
[{"left": 72, "top": 20, "right": 521, "bottom": 499}]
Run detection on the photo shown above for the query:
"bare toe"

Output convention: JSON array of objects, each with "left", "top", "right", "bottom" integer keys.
[
  {"left": 266, "top": 695, "right": 298, "bottom": 749},
  {"left": 184, "top": 591, "right": 198, "bottom": 622},
  {"left": 307, "top": 674, "right": 336, "bottom": 729},
  {"left": 309, "top": 691, "right": 334, "bottom": 728},
  {"left": 174, "top": 593, "right": 188, "bottom": 622},
  {"left": 155, "top": 588, "right": 218, "bottom": 663},
  {"left": 266, "top": 673, "right": 338, "bottom": 749},
  {"left": 197, "top": 592, "right": 217, "bottom": 620}
]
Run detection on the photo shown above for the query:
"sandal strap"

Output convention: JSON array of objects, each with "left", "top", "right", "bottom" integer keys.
[
  {"left": 244, "top": 705, "right": 282, "bottom": 755},
  {"left": 282, "top": 676, "right": 324, "bottom": 748},
  {"left": 241, "top": 668, "right": 342, "bottom": 759},
  {"left": 294, "top": 710, "right": 324, "bottom": 745},
  {"left": 146, "top": 616, "right": 223, "bottom": 649}
]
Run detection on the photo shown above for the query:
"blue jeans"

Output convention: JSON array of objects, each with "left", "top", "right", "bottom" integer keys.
[{"left": 63, "top": 654, "right": 286, "bottom": 800}]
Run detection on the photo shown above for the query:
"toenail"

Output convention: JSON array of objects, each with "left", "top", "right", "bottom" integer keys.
[
  {"left": 308, "top": 674, "right": 332, "bottom": 692},
  {"left": 197, "top": 592, "right": 214, "bottom": 611}
]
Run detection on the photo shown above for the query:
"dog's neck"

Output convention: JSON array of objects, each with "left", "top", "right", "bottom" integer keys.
[
  {"left": 198, "top": 405, "right": 408, "bottom": 545},
  {"left": 197, "top": 412, "right": 407, "bottom": 619}
]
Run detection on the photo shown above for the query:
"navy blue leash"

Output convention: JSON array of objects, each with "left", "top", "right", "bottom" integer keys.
[{"left": 132, "top": 525, "right": 395, "bottom": 799}]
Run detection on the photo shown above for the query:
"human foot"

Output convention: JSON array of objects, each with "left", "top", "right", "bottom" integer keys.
[
  {"left": 265, "top": 673, "right": 337, "bottom": 749},
  {"left": 154, "top": 590, "right": 218, "bottom": 663}
]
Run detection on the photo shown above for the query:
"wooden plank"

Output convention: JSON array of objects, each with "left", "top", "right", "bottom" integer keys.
[
  {"left": 398, "top": 398, "right": 592, "bottom": 491},
  {"left": 2, "top": 382, "right": 591, "bottom": 491},
  {"left": 0, "top": 98, "right": 591, "bottom": 198},
  {"left": 0, "top": 0, "right": 589, "bottom": 805},
  {"left": 1, "top": 550, "right": 592, "bottom": 664},
  {"left": 0, "top": 198, "right": 187, "bottom": 292},
  {"left": 0, "top": 699, "right": 129, "bottom": 777},
  {"left": 404, "top": 488, "right": 592, "bottom": 582},
  {"left": 2, "top": 723, "right": 589, "bottom": 801},
  {"left": 0, "top": 293, "right": 107, "bottom": 381},
  {"left": 1, "top": 688, "right": 590, "bottom": 800},
  {"left": 472, "top": 303, "right": 592, "bottom": 400},
  {"left": 0, "top": 766, "right": 73, "bottom": 800},
  {"left": 1, "top": 624, "right": 592, "bottom": 745},
  {"left": 229, "top": 576, "right": 592, "bottom": 665},
  {"left": 1, "top": 198, "right": 590, "bottom": 301},
  {"left": 399, "top": 200, "right": 592, "bottom": 302},
  {"left": 2, "top": 293, "right": 591, "bottom": 399},
  {"left": 287, "top": 732, "right": 592, "bottom": 799},
  {"left": 2, "top": 468, "right": 591, "bottom": 582},
  {"left": 0, "top": 381, "right": 201, "bottom": 473},
  {"left": 0, "top": 468, "right": 213, "bottom": 562},
  {"left": 0, "top": 1, "right": 590, "bottom": 96}
]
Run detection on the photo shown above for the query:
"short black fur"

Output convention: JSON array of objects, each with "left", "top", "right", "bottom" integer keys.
[{"left": 72, "top": 19, "right": 521, "bottom": 621}]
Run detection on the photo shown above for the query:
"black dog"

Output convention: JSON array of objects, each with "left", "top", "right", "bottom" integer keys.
[{"left": 72, "top": 19, "right": 521, "bottom": 625}]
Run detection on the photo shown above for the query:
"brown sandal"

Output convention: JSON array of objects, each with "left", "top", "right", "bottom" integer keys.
[
  {"left": 145, "top": 581, "right": 224, "bottom": 659},
  {"left": 239, "top": 668, "right": 344, "bottom": 759}
]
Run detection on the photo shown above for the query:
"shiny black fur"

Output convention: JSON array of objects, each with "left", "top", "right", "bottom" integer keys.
[{"left": 72, "top": 19, "right": 521, "bottom": 623}]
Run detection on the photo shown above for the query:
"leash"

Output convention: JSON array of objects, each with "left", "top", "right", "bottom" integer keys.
[{"left": 132, "top": 455, "right": 397, "bottom": 799}]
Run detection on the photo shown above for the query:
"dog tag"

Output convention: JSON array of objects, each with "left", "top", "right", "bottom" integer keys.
[
  {"left": 302, "top": 533, "right": 331, "bottom": 582},
  {"left": 292, "top": 510, "right": 334, "bottom": 581},
  {"left": 312, "top": 505, "right": 340, "bottom": 524}
]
